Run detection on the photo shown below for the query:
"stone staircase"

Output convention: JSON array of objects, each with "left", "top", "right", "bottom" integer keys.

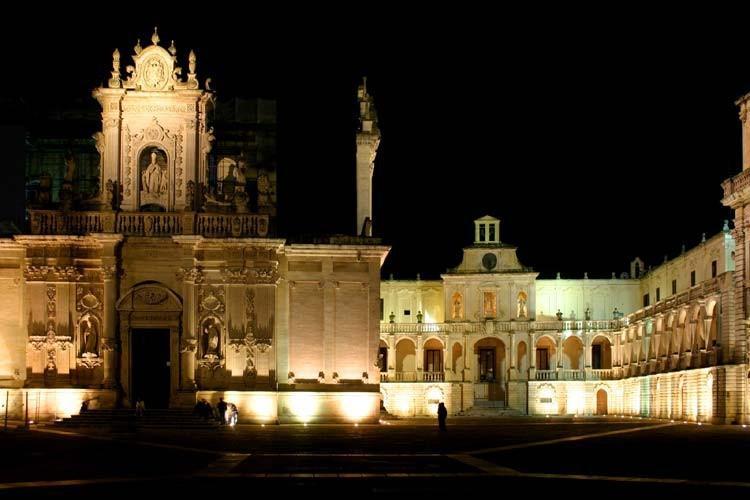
[
  {"left": 54, "top": 408, "right": 221, "bottom": 430},
  {"left": 456, "top": 400, "right": 525, "bottom": 417}
]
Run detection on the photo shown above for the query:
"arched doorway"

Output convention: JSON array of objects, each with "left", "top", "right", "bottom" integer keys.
[
  {"left": 596, "top": 389, "right": 608, "bottom": 415},
  {"left": 474, "top": 337, "right": 506, "bottom": 402},
  {"left": 116, "top": 283, "right": 183, "bottom": 408}
]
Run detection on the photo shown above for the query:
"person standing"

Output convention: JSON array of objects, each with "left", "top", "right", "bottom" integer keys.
[
  {"left": 217, "top": 397, "right": 228, "bottom": 425},
  {"left": 437, "top": 402, "right": 447, "bottom": 431}
]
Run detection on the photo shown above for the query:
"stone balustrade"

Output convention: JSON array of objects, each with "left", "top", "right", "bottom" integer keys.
[
  {"left": 380, "top": 319, "right": 622, "bottom": 335},
  {"left": 27, "top": 210, "right": 270, "bottom": 238}
]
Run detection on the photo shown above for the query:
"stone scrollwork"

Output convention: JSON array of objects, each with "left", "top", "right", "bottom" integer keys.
[
  {"left": 176, "top": 266, "right": 204, "bottom": 283},
  {"left": 25, "top": 266, "right": 83, "bottom": 282},
  {"left": 180, "top": 338, "right": 197, "bottom": 353},
  {"left": 198, "top": 286, "right": 225, "bottom": 314},
  {"left": 220, "top": 267, "right": 249, "bottom": 284},
  {"left": 77, "top": 352, "right": 103, "bottom": 370}
]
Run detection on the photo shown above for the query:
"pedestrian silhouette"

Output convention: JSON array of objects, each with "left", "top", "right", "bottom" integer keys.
[{"left": 437, "top": 402, "right": 447, "bottom": 431}]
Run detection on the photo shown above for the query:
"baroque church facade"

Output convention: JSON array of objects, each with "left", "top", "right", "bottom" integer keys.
[
  {"left": 0, "top": 31, "right": 387, "bottom": 423},
  {"left": 2, "top": 31, "right": 750, "bottom": 424}
]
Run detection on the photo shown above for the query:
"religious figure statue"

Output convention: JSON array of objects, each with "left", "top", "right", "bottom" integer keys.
[
  {"left": 451, "top": 293, "right": 463, "bottom": 320},
  {"left": 80, "top": 317, "right": 99, "bottom": 355},
  {"left": 142, "top": 151, "right": 163, "bottom": 194},
  {"left": 202, "top": 318, "right": 221, "bottom": 357},
  {"left": 105, "top": 179, "right": 115, "bottom": 208},
  {"left": 517, "top": 292, "right": 528, "bottom": 319},
  {"left": 585, "top": 307, "right": 591, "bottom": 321}
]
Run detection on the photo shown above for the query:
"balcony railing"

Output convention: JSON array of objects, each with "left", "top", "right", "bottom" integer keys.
[
  {"left": 534, "top": 369, "right": 557, "bottom": 380},
  {"left": 381, "top": 319, "right": 622, "bottom": 335},
  {"left": 422, "top": 371, "right": 445, "bottom": 382},
  {"left": 590, "top": 368, "right": 614, "bottom": 380},
  {"left": 27, "top": 210, "right": 269, "bottom": 238}
]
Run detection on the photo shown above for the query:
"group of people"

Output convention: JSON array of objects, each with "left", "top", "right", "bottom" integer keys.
[{"left": 193, "top": 397, "right": 238, "bottom": 426}]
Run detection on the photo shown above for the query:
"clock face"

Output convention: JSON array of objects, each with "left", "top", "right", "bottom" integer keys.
[{"left": 482, "top": 253, "right": 497, "bottom": 271}]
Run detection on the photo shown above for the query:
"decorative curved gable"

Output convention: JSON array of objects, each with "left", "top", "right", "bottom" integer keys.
[{"left": 116, "top": 283, "right": 182, "bottom": 312}]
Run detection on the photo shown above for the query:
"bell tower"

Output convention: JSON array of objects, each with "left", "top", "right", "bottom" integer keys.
[
  {"left": 92, "top": 27, "right": 214, "bottom": 213},
  {"left": 355, "top": 77, "right": 380, "bottom": 236}
]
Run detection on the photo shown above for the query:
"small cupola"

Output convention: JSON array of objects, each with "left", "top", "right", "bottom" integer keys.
[{"left": 474, "top": 215, "right": 500, "bottom": 245}]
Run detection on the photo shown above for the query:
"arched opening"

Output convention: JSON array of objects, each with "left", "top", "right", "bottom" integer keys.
[
  {"left": 596, "top": 389, "right": 608, "bottom": 415},
  {"left": 474, "top": 337, "right": 506, "bottom": 402},
  {"left": 378, "top": 339, "right": 388, "bottom": 373},
  {"left": 591, "top": 336, "right": 612, "bottom": 370},
  {"left": 395, "top": 338, "right": 416, "bottom": 377},
  {"left": 562, "top": 336, "right": 584, "bottom": 370},
  {"left": 517, "top": 341, "right": 528, "bottom": 378},
  {"left": 535, "top": 336, "right": 556, "bottom": 371},
  {"left": 423, "top": 338, "right": 444, "bottom": 374}
]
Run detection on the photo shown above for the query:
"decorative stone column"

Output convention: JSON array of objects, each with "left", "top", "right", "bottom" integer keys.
[
  {"left": 180, "top": 339, "right": 197, "bottom": 389},
  {"left": 102, "top": 267, "right": 118, "bottom": 388},
  {"left": 93, "top": 234, "right": 123, "bottom": 389}
]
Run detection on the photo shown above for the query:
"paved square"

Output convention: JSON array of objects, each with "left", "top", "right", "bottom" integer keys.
[{"left": 2, "top": 417, "right": 749, "bottom": 497}]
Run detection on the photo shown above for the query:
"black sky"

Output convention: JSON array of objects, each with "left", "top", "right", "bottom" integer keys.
[{"left": 2, "top": 7, "right": 748, "bottom": 279}]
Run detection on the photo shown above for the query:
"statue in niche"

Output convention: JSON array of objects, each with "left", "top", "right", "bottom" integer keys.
[
  {"left": 79, "top": 315, "right": 99, "bottom": 356},
  {"left": 142, "top": 151, "right": 164, "bottom": 194},
  {"left": 202, "top": 317, "right": 221, "bottom": 357},
  {"left": 517, "top": 291, "right": 528, "bottom": 319},
  {"left": 451, "top": 292, "right": 463, "bottom": 320}
]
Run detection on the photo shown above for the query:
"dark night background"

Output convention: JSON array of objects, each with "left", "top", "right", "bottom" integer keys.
[{"left": 0, "top": 8, "right": 747, "bottom": 280}]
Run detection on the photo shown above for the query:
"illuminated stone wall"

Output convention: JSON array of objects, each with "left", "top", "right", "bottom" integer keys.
[
  {"left": 380, "top": 382, "right": 467, "bottom": 417},
  {"left": 536, "top": 279, "right": 640, "bottom": 321},
  {"left": 380, "top": 279, "right": 444, "bottom": 324},
  {"left": 0, "top": 241, "right": 25, "bottom": 387}
]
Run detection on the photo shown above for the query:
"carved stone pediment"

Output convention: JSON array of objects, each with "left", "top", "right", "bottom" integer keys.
[{"left": 116, "top": 284, "right": 182, "bottom": 313}]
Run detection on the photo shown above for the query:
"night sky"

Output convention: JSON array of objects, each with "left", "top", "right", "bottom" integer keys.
[{"left": 2, "top": 9, "right": 749, "bottom": 280}]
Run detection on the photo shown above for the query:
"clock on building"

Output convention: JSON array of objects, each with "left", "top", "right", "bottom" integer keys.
[{"left": 482, "top": 253, "right": 497, "bottom": 271}]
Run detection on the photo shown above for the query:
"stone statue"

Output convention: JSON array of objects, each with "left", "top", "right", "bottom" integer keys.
[
  {"left": 452, "top": 293, "right": 463, "bottom": 320},
  {"left": 142, "top": 151, "right": 163, "bottom": 194},
  {"left": 556, "top": 309, "right": 563, "bottom": 321},
  {"left": 80, "top": 317, "right": 99, "bottom": 355},
  {"left": 585, "top": 307, "right": 591, "bottom": 321},
  {"left": 517, "top": 292, "right": 528, "bottom": 319},
  {"left": 105, "top": 179, "right": 114, "bottom": 208},
  {"left": 202, "top": 318, "right": 220, "bottom": 356},
  {"left": 185, "top": 180, "right": 195, "bottom": 210},
  {"left": 202, "top": 127, "right": 215, "bottom": 156}
]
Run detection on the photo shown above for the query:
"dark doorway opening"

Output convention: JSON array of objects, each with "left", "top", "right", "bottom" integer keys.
[{"left": 132, "top": 329, "right": 171, "bottom": 409}]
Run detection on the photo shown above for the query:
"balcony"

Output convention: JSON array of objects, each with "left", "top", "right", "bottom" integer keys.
[
  {"left": 381, "top": 371, "right": 446, "bottom": 383},
  {"left": 380, "top": 319, "right": 622, "bottom": 335},
  {"left": 27, "top": 209, "right": 269, "bottom": 238}
]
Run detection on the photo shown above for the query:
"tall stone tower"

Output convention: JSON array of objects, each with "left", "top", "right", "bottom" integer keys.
[
  {"left": 355, "top": 77, "right": 380, "bottom": 236},
  {"left": 721, "top": 93, "right": 750, "bottom": 365}
]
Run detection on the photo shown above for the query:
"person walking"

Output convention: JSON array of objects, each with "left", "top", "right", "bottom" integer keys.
[{"left": 437, "top": 402, "right": 447, "bottom": 431}]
